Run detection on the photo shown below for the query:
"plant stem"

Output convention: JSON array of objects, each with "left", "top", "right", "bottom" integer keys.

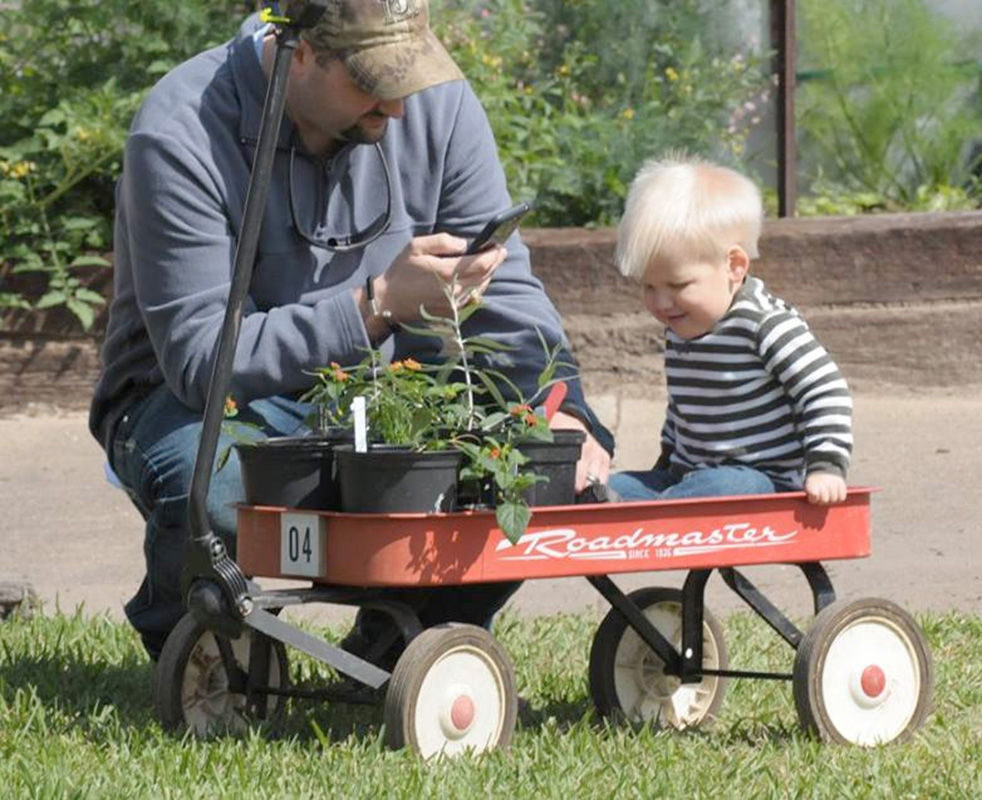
[{"left": 446, "top": 278, "right": 476, "bottom": 430}]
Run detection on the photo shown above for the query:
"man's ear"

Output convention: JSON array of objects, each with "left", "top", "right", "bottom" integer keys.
[{"left": 726, "top": 245, "right": 750, "bottom": 284}]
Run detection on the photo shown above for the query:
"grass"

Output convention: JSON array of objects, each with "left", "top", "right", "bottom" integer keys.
[{"left": 0, "top": 607, "right": 980, "bottom": 799}]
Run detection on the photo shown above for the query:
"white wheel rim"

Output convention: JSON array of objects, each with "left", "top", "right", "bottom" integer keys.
[
  {"left": 612, "top": 602, "right": 721, "bottom": 729},
  {"left": 412, "top": 644, "right": 507, "bottom": 759},
  {"left": 819, "top": 616, "right": 922, "bottom": 746},
  {"left": 180, "top": 631, "right": 282, "bottom": 736}
]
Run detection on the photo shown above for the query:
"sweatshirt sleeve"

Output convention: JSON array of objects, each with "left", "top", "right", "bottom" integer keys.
[
  {"left": 121, "top": 132, "right": 371, "bottom": 409},
  {"left": 757, "top": 311, "right": 853, "bottom": 477},
  {"left": 431, "top": 85, "right": 614, "bottom": 454}
]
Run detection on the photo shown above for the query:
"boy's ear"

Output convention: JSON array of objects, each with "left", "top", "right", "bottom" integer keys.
[{"left": 726, "top": 246, "right": 750, "bottom": 283}]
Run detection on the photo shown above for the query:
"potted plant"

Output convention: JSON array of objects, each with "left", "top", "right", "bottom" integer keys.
[
  {"left": 224, "top": 392, "right": 353, "bottom": 512},
  {"left": 300, "top": 273, "right": 581, "bottom": 542},
  {"left": 318, "top": 354, "right": 471, "bottom": 514}
]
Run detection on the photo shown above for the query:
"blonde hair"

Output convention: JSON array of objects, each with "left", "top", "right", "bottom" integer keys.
[{"left": 616, "top": 154, "right": 763, "bottom": 280}]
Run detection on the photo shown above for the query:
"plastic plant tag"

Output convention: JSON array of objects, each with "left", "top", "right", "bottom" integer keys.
[{"left": 353, "top": 395, "right": 368, "bottom": 452}]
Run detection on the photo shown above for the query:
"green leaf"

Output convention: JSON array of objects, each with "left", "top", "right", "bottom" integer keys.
[
  {"left": 456, "top": 301, "right": 483, "bottom": 324},
  {"left": 465, "top": 335, "right": 515, "bottom": 353},
  {"left": 215, "top": 445, "right": 232, "bottom": 473},
  {"left": 496, "top": 500, "right": 532, "bottom": 545},
  {"left": 72, "top": 288, "right": 106, "bottom": 305},
  {"left": 35, "top": 291, "right": 67, "bottom": 309},
  {"left": 62, "top": 217, "right": 100, "bottom": 231},
  {"left": 0, "top": 293, "right": 32, "bottom": 310},
  {"left": 37, "top": 108, "right": 66, "bottom": 127},
  {"left": 65, "top": 298, "right": 95, "bottom": 330}
]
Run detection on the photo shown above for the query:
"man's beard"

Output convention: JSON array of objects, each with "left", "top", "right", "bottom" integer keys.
[{"left": 338, "top": 115, "right": 389, "bottom": 144}]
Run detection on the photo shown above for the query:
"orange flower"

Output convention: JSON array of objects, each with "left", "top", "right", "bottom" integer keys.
[
  {"left": 332, "top": 369, "right": 348, "bottom": 382},
  {"left": 525, "top": 413, "right": 539, "bottom": 426},
  {"left": 223, "top": 395, "right": 238, "bottom": 417},
  {"left": 403, "top": 358, "right": 422, "bottom": 371},
  {"left": 489, "top": 447, "right": 501, "bottom": 460},
  {"left": 510, "top": 403, "right": 532, "bottom": 417},
  {"left": 388, "top": 360, "right": 404, "bottom": 372},
  {"left": 329, "top": 362, "right": 341, "bottom": 370}
]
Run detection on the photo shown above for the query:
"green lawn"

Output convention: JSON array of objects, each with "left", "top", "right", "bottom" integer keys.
[{"left": 1, "top": 608, "right": 979, "bottom": 799}]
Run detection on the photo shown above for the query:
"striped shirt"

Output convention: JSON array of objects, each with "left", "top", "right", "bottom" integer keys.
[{"left": 661, "top": 276, "right": 853, "bottom": 488}]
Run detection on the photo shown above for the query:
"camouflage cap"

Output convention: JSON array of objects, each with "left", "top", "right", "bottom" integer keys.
[{"left": 293, "top": 0, "right": 464, "bottom": 100}]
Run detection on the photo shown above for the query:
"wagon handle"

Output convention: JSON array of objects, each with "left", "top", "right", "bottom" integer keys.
[{"left": 182, "top": 4, "right": 328, "bottom": 628}]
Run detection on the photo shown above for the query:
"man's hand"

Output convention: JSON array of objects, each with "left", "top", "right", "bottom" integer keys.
[
  {"left": 550, "top": 409, "right": 611, "bottom": 493},
  {"left": 371, "top": 234, "right": 506, "bottom": 323},
  {"left": 804, "top": 472, "right": 847, "bottom": 505}
]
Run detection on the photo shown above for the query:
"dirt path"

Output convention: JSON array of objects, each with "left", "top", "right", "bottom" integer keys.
[{"left": 0, "top": 389, "right": 979, "bottom": 627}]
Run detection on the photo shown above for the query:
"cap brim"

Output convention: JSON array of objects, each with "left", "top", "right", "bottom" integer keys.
[{"left": 344, "top": 29, "right": 464, "bottom": 101}]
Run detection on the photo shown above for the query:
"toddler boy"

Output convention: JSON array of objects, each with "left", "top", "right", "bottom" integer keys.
[{"left": 609, "top": 155, "right": 852, "bottom": 505}]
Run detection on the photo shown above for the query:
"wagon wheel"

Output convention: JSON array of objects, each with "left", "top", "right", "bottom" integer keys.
[
  {"left": 153, "top": 612, "right": 289, "bottom": 737},
  {"left": 383, "top": 623, "right": 518, "bottom": 759},
  {"left": 793, "top": 598, "right": 933, "bottom": 746},
  {"left": 589, "top": 587, "right": 728, "bottom": 730}
]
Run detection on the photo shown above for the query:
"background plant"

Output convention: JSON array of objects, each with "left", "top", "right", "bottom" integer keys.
[
  {"left": 0, "top": 0, "right": 252, "bottom": 326},
  {"left": 796, "top": 0, "right": 982, "bottom": 213},
  {"left": 433, "top": 0, "right": 768, "bottom": 226}
]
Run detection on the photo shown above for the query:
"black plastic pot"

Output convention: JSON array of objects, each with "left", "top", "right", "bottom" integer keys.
[
  {"left": 334, "top": 444, "right": 465, "bottom": 514},
  {"left": 236, "top": 430, "right": 352, "bottom": 510},
  {"left": 518, "top": 429, "right": 586, "bottom": 507}
]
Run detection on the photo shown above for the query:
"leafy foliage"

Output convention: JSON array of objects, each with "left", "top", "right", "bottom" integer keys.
[
  {"left": 796, "top": 0, "right": 982, "bottom": 212},
  {"left": 0, "top": 0, "right": 251, "bottom": 326},
  {"left": 433, "top": 0, "right": 768, "bottom": 226}
]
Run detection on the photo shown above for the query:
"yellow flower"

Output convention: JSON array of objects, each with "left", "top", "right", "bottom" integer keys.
[
  {"left": 9, "top": 161, "right": 37, "bottom": 179},
  {"left": 620, "top": 107, "right": 635, "bottom": 121},
  {"left": 664, "top": 66, "right": 679, "bottom": 82}
]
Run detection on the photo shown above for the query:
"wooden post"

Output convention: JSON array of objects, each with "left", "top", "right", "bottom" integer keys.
[{"left": 771, "top": 0, "right": 797, "bottom": 217}]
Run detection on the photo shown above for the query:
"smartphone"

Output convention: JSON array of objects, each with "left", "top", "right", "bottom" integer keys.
[{"left": 464, "top": 202, "right": 531, "bottom": 254}]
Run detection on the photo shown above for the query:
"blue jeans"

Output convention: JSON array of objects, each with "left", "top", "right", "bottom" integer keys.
[
  {"left": 609, "top": 464, "right": 780, "bottom": 501},
  {"left": 110, "top": 385, "right": 519, "bottom": 659}
]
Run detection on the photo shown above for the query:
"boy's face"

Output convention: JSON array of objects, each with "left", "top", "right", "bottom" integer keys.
[{"left": 641, "top": 248, "right": 749, "bottom": 339}]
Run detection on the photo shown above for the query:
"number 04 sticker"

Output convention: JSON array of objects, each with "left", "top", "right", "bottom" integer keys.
[{"left": 279, "top": 512, "right": 325, "bottom": 578}]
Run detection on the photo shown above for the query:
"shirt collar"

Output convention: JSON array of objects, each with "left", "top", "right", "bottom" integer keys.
[{"left": 229, "top": 15, "right": 296, "bottom": 150}]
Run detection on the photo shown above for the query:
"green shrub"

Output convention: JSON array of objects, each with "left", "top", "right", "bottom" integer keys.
[
  {"left": 796, "top": 0, "right": 982, "bottom": 213},
  {"left": 434, "top": 0, "right": 768, "bottom": 226},
  {"left": 0, "top": 0, "right": 250, "bottom": 327}
]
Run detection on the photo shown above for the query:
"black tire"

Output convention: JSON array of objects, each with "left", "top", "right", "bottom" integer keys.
[
  {"left": 793, "top": 597, "right": 933, "bottom": 745},
  {"left": 589, "top": 587, "right": 728, "bottom": 730},
  {"left": 383, "top": 623, "right": 518, "bottom": 758},
  {"left": 152, "top": 612, "right": 289, "bottom": 737}
]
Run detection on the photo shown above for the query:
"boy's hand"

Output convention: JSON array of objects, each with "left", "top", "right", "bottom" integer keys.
[{"left": 804, "top": 472, "right": 847, "bottom": 505}]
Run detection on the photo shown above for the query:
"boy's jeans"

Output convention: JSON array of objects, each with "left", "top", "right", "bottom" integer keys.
[
  {"left": 609, "top": 463, "right": 780, "bottom": 501},
  {"left": 110, "top": 384, "right": 519, "bottom": 660}
]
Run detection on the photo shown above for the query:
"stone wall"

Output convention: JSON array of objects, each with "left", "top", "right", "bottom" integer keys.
[
  {"left": 2, "top": 211, "right": 981, "bottom": 412},
  {"left": 527, "top": 211, "right": 982, "bottom": 397}
]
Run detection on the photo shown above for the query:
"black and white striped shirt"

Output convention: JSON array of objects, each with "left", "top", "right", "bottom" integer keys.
[{"left": 662, "top": 276, "right": 853, "bottom": 488}]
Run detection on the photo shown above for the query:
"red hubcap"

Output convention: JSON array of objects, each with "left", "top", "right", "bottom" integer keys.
[
  {"left": 450, "top": 695, "right": 475, "bottom": 730},
  {"left": 860, "top": 665, "right": 886, "bottom": 698}
]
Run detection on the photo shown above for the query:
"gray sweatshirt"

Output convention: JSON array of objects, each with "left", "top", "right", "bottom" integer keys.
[{"left": 90, "top": 18, "right": 612, "bottom": 453}]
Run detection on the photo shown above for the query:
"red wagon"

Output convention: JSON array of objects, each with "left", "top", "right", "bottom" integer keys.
[
  {"left": 153, "top": 487, "right": 933, "bottom": 757},
  {"left": 153, "top": 10, "right": 931, "bottom": 758}
]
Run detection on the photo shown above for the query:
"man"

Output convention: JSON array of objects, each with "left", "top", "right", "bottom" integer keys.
[{"left": 90, "top": 0, "right": 613, "bottom": 660}]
